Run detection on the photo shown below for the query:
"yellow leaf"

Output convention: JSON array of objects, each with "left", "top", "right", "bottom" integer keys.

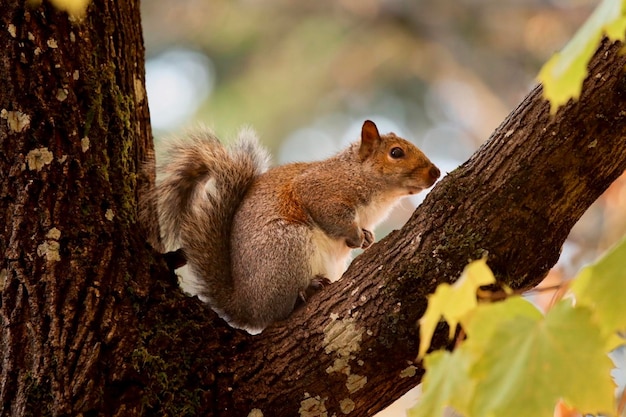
[
  {"left": 537, "top": 0, "right": 626, "bottom": 114},
  {"left": 418, "top": 259, "right": 495, "bottom": 358},
  {"left": 42, "top": 0, "right": 91, "bottom": 19}
]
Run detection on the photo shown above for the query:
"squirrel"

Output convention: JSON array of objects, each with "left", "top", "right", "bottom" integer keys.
[{"left": 149, "top": 120, "right": 440, "bottom": 333}]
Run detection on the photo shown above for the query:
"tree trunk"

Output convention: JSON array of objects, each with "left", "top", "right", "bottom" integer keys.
[
  {"left": 1, "top": 1, "right": 625, "bottom": 416},
  {"left": 0, "top": 0, "right": 153, "bottom": 415}
]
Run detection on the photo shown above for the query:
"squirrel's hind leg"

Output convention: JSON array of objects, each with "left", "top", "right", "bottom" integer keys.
[{"left": 297, "top": 274, "right": 331, "bottom": 304}]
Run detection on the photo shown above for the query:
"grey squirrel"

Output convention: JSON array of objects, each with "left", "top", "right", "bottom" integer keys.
[{"left": 150, "top": 120, "right": 440, "bottom": 333}]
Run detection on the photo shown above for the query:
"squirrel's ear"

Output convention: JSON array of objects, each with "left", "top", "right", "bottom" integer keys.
[{"left": 359, "top": 120, "right": 381, "bottom": 161}]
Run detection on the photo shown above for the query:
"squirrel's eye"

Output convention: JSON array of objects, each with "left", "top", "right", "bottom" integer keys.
[{"left": 390, "top": 147, "right": 405, "bottom": 159}]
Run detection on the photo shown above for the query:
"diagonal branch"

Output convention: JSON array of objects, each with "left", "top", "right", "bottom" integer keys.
[{"left": 152, "top": 38, "right": 626, "bottom": 416}]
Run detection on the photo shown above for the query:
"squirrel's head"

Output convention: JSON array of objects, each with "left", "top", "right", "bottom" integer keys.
[{"left": 358, "top": 120, "right": 440, "bottom": 195}]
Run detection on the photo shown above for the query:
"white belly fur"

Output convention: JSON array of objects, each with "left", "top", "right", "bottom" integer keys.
[
  {"left": 308, "top": 194, "right": 406, "bottom": 282},
  {"left": 309, "top": 227, "right": 352, "bottom": 282}
]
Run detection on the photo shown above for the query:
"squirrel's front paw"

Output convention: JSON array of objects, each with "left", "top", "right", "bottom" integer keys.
[
  {"left": 346, "top": 227, "right": 373, "bottom": 249},
  {"left": 345, "top": 231, "right": 363, "bottom": 248},
  {"left": 361, "top": 229, "right": 374, "bottom": 249}
]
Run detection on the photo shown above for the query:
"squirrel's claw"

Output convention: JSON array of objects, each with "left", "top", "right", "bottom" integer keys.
[{"left": 361, "top": 229, "right": 374, "bottom": 249}]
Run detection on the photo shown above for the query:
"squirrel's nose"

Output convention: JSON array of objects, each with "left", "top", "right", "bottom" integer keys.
[{"left": 429, "top": 165, "right": 441, "bottom": 180}]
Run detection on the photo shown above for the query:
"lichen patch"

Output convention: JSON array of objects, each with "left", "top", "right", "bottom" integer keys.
[
  {"left": 38, "top": 227, "right": 62, "bottom": 263},
  {"left": 339, "top": 398, "right": 355, "bottom": 414},
  {"left": 323, "top": 315, "right": 368, "bottom": 410},
  {"left": 105, "top": 209, "right": 115, "bottom": 221},
  {"left": 46, "top": 227, "right": 61, "bottom": 240},
  {"left": 56, "top": 88, "right": 68, "bottom": 102},
  {"left": 81, "top": 136, "right": 90, "bottom": 152},
  {"left": 47, "top": 38, "right": 58, "bottom": 48},
  {"left": 0, "top": 269, "right": 7, "bottom": 291},
  {"left": 323, "top": 316, "right": 364, "bottom": 357},
  {"left": 37, "top": 241, "right": 60, "bottom": 263},
  {"left": 345, "top": 374, "right": 367, "bottom": 394},
  {"left": 134, "top": 75, "right": 145, "bottom": 102},
  {"left": 325, "top": 357, "right": 350, "bottom": 375},
  {"left": 2, "top": 109, "right": 31, "bottom": 132},
  {"left": 26, "top": 148, "right": 54, "bottom": 171},
  {"left": 400, "top": 365, "right": 417, "bottom": 378},
  {"left": 299, "top": 393, "right": 328, "bottom": 417}
]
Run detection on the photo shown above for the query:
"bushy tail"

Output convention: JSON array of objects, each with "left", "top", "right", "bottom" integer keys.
[{"left": 151, "top": 127, "right": 270, "bottom": 307}]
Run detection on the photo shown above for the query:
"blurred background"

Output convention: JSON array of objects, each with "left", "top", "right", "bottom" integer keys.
[{"left": 140, "top": 0, "right": 624, "bottom": 414}]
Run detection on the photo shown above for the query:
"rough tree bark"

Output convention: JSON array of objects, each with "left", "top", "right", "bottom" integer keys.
[
  {"left": 1, "top": 0, "right": 625, "bottom": 416},
  {"left": 0, "top": 0, "right": 153, "bottom": 415}
]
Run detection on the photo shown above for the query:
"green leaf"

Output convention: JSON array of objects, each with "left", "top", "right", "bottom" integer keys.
[
  {"left": 463, "top": 296, "right": 543, "bottom": 357},
  {"left": 418, "top": 259, "right": 495, "bottom": 358},
  {"left": 469, "top": 301, "right": 615, "bottom": 417},
  {"left": 408, "top": 349, "right": 474, "bottom": 417},
  {"left": 413, "top": 298, "right": 543, "bottom": 417},
  {"left": 571, "top": 236, "right": 626, "bottom": 337},
  {"left": 537, "top": 0, "right": 626, "bottom": 113}
]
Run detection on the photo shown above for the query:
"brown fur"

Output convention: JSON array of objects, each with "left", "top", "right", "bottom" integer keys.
[{"left": 149, "top": 121, "right": 439, "bottom": 333}]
